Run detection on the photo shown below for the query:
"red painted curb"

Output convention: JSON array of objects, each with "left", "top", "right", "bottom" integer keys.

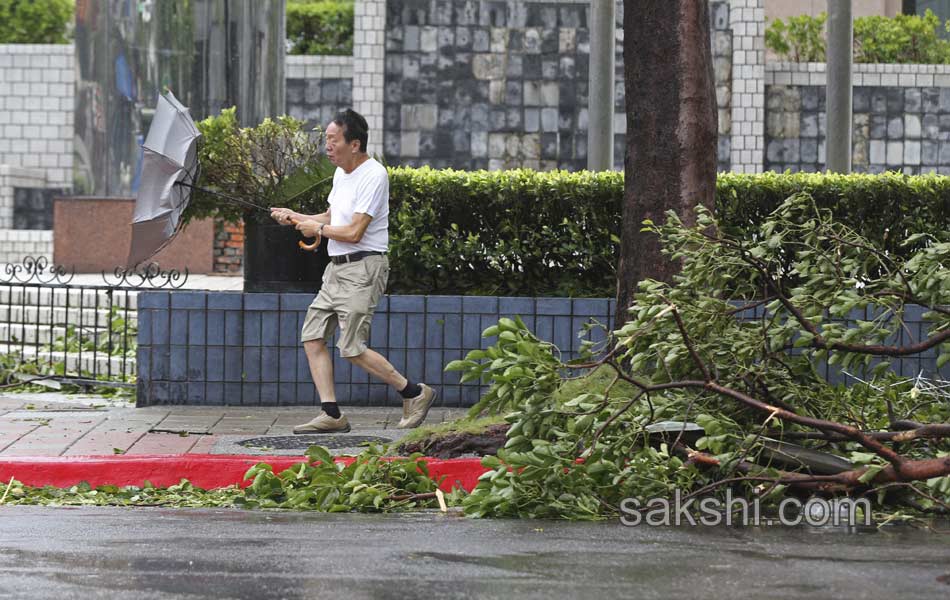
[{"left": 0, "top": 455, "right": 489, "bottom": 493}]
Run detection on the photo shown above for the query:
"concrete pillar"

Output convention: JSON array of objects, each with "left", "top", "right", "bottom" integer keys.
[
  {"left": 588, "top": 0, "right": 616, "bottom": 171},
  {"left": 352, "top": 0, "right": 387, "bottom": 157},
  {"left": 728, "top": 0, "right": 765, "bottom": 174},
  {"left": 826, "top": 0, "right": 853, "bottom": 173}
]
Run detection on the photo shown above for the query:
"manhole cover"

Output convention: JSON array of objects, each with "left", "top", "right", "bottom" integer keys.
[{"left": 238, "top": 435, "right": 393, "bottom": 450}]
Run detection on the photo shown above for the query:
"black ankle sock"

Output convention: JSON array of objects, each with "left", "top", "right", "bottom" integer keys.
[
  {"left": 321, "top": 402, "right": 341, "bottom": 418},
  {"left": 399, "top": 381, "right": 422, "bottom": 399}
]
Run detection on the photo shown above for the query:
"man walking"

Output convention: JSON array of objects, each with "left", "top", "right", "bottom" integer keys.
[{"left": 270, "top": 109, "right": 435, "bottom": 433}]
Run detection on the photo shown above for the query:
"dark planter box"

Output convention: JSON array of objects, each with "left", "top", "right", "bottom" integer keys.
[{"left": 243, "top": 212, "right": 330, "bottom": 293}]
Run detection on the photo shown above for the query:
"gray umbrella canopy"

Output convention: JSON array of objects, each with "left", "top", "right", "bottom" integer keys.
[{"left": 127, "top": 91, "right": 201, "bottom": 267}]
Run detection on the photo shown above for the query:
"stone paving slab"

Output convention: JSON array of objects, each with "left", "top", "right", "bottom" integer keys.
[
  {"left": 125, "top": 432, "right": 201, "bottom": 455},
  {"left": 0, "top": 391, "right": 468, "bottom": 457},
  {"left": 63, "top": 432, "right": 144, "bottom": 456},
  {"left": 150, "top": 414, "right": 224, "bottom": 434}
]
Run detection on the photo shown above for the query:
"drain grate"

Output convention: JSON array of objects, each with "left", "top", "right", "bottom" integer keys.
[{"left": 239, "top": 434, "right": 393, "bottom": 450}]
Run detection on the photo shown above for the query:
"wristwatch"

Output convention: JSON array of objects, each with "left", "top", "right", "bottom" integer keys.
[{"left": 318, "top": 223, "right": 326, "bottom": 236}]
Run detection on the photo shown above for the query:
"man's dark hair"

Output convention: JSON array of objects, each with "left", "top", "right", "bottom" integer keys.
[{"left": 332, "top": 109, "right": 369, "bottom": 153}]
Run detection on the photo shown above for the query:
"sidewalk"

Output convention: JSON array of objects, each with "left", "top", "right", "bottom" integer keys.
[
  {"left": 0, "top": 275, "right": 486, "bottom": 490},
  {"left": 0, "top": 391, "right": 483, "bottom": 490},
  {"left": 0, "top": 392, "right": 468, "bottom": 458}
]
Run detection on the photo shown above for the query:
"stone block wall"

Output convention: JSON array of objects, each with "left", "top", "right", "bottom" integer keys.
[
  {"left": 353, "top": 0, "right": 388, "bottom": 156},
  {"left": 379, "top": 0, "right": 732, "bottom": 172},
  {"left": 2, "top": 3, "right": 738, "bottom": 185},
  {"left": 286, "top": 55, "right": 354, "bottom": 132},
  {"left": 0, "top": 1, "right": 739, "bottom": 220},
  {"left": 711, "top": 2, "right": 734, "bottom": 173},
  {"left": 0, "top": 44, "right": 72, "bottom": 264},
  {"left": 765, "top": 62, "right": 950, "bottom": 173},
  {"left": 382, "top": 0, "right": 617, "bottom": 171},
  {"left": 13, "top": 186, "right": 61, "bottom": 229},
  {"left": 0, "top": 45, "right": 73, "bottom": 189},
  {"left": 0, "top": 229, "right": 52, "bottom": 264}
]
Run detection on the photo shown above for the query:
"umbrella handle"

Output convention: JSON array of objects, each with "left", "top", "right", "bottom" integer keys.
[{"left": 289, "top": 218, "right": 320, "bottom": 252}]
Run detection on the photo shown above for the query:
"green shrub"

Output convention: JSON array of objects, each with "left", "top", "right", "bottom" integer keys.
[
  {"left": 766, "top": 9, "right": 950, "bottom": 64},
  {"left": 854, "top": 10, "right": 950, "bottom": 63},
  {"left": 764, "top": 13, "right": 827, "bottom": 62},
  {"left": 188, "top": 108, "right": 335, "bottom": 224},
  {"left": 387, "top": 169, "right": 949, "bottom": 297},
  {"left": 286, "top": 0, "right": 354, "bottom": 56},
  {"left": 0, "top": 0, "right": 73, "bottom": 44}
]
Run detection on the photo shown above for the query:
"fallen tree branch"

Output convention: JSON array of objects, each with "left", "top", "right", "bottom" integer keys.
[
  {"left": 386, "top": 492, "right": 438, "bottom": 503},
  {"left": 686, "top": 448, "right": 950, "bottom": 492},
  {"left": 767, "top": 424, "right": 950, "bottom": 443}
]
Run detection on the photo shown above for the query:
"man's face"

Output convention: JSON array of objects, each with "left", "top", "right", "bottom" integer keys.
[{"left": 325, "top": 122, "right": 355, "bottom": 167}]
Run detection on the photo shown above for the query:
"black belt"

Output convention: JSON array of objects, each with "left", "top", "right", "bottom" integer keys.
[{"left": 330, "top": 251, "right": 384, "bottom": 265}]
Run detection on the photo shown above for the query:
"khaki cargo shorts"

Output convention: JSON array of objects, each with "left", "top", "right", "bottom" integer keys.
[{"left": 301, "top": 254, "right": 389, "bottom": 357}]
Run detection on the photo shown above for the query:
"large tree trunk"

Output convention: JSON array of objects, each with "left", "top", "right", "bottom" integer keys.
[{"left": 615, "top": 1, "right": 718, "bottom": 325}]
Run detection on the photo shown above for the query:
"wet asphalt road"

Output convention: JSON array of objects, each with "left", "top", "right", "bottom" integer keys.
[{"left": 1, "top": 507, "right": 949, "bottom": 599}]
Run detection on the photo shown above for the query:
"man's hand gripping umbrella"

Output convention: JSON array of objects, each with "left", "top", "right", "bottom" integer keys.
[{"left": 269, "top": 207, "right": 322, "bottom": 251}]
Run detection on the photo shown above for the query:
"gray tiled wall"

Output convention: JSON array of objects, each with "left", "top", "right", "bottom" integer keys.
[
  {"left": 378, "top": 0, "right": 731, "bottom": 171},
  {"left": 766, "top": 82, "right": 950, "bottom": 174},
  {"left": 286, "top": 77, "right": 353, "bottom": 133}
]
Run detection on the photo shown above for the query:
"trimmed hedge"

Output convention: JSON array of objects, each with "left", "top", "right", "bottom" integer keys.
[
  {"left": 388, "top": 168, "right": 622, "bottom": 297},
  {"left": 716, "top": 171, "right": 950, "bottom": 247},
  {"left": 383, "top": 169, "right": 950, "bottom": 297},
  {"left": 286, "top": 0, "right": 353, "bottom": 56}
]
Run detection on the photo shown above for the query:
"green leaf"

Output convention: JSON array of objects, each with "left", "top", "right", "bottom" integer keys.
[
  {"left": 444, "top": 360, "right": 471, "bottom": 371},
  {"left": 858, "top": 465, "right": 884, "bottom": 484}
]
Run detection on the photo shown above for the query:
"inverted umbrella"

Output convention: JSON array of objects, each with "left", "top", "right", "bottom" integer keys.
[
  {"left": 126, "top": 91, "right": 202, "bottom": 267},
  {"left": 128, "top": 92, "right": 334, "bottom": 266}
]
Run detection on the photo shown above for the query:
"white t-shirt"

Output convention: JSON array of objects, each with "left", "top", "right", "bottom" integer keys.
[{"left": 326, "top": 157, "right": 389, "bottom": 256}]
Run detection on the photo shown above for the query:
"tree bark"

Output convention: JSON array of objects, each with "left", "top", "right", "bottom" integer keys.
[{"left": 616, "top": 1, "right": 718, "bottom": 325}]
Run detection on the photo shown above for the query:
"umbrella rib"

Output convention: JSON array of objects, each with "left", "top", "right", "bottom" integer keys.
[{"left": 174, "top": 181, "right": 270, "bottom": 213}]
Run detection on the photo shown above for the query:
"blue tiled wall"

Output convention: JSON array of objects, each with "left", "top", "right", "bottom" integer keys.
[
  {"left": 136, "top": 291, "right": 948, "bottom": 407},
  {"left": 136, "top": 292, "right": 616, "bottom": 407}
]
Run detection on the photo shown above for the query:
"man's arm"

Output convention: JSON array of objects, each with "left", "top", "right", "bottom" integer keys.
[
  {"left": 270, "top": 207, "right": 330, "bottom": 226},
  {"left": 295, "top": 212, "right": 371, "bottom": 243}
]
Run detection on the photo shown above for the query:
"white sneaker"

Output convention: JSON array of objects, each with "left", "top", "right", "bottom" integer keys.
[
  {"left": 397, "top": 384, "right": 436, "bottom": 429},
  {"left": 293, "top": 412, "right": 351, "bottom": 434}
]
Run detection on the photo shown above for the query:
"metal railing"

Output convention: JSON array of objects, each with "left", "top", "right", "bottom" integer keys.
[{"left": 0, "top": 257, "right": 187, "bottom": 389}]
